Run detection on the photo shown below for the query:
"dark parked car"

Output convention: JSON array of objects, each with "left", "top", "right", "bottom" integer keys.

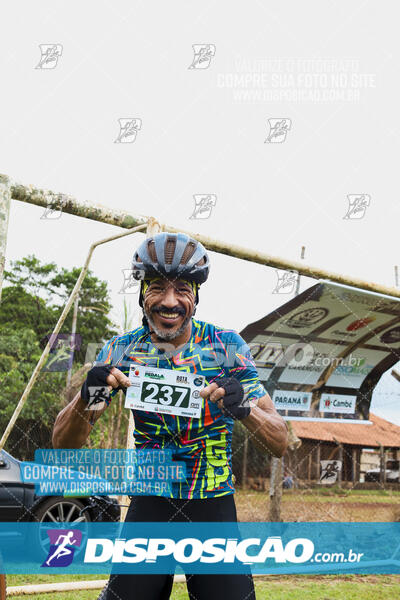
[
  {"left": 0, "top": 449, "right": 120, "bottom": 554},
  {"left": 364, "top": 459, "right": 400, "bottom": 483}
]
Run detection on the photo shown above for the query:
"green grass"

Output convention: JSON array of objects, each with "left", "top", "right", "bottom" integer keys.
[
  {"left": 7, "top": 575, "right": 400, "bottom": 600},
  {"left": 8, "top": 574, "right": 105, "bottom": 585}
]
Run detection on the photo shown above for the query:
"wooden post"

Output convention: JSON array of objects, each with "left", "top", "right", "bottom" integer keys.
[
  {"left": 315, "top": 444, "right": 321, "bottom": 481},
  {"left": 286, "top": 421, "right": 301, "bottom": 486},
  {"left": 242, "top": 430, "right": 248, "bottom": 488},
  {"left": 337, "top": 444, "right": 343, "bottom": 487},
  {"left": 379, "top": 444, "right": 385, "bottom": 486},
  {"left": 383, "top": 448, "right": 387, "bottom": 486},
  {"left": 291, "top": 449, "right": 298, "bottom": 486},
  {"left": 269, "top": 455, "right": 283, "bottom": 521},
  {"left": 352, "top": 447, "right": 357, "bottom": 486}
]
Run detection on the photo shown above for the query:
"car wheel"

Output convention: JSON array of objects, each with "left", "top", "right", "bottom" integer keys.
[{"left": 31, "top": 497, "right": 91, "bottom": 560}]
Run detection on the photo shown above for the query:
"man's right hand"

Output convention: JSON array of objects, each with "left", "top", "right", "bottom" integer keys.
[
  {"left": 81, "top": 365, "right": 132, "bottom": 404},
  {"left": 52, "top": 365, "right": 132, "bottom": 449}
]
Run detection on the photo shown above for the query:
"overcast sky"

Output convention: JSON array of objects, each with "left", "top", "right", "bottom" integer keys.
[{"left": 1, "top": 1, "right": 399, "bottom": 424}]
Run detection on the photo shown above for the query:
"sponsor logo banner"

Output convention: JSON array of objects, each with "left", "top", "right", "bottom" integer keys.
[
  {"left": 241, "top": 280, "right": 400, "bottom": 422},
  {"left": 272, "top": 391, "right": 312, "bottom": 411},
  {"left": 319, "top": 394, "right": 357, "bottom": 414}
]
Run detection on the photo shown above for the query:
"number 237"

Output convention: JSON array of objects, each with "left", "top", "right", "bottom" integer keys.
[{"left": 142, "top": 383, "right": 188, "bottom": 406}]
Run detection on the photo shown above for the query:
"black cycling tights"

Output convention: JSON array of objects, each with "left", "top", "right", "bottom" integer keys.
[{"left": 101, "top": 494, "right": 256, "bottom": 600}]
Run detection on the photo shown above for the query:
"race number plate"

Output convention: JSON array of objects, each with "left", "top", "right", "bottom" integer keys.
[{"left": 125, "top": 365, "right": 205, "bottom": 418}]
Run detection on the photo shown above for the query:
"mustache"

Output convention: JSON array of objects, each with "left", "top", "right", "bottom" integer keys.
[{"left": 151, "top": 306, "right": 185, "bottom": 316}]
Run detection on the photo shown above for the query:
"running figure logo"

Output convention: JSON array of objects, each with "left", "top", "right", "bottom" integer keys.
[
  {"left": 343, "top": 194, "right": 371, "bottom": 219},
  {"left": 189, "top": 195, "right": 217, "bottom": 220},
  {"left": 265, "top": 118, "right": 292, "bottom": 143},
  {"left": 42, "top": 529, "right": 82, "bottom": 567},
  {"left": 40, "top": 197, "right": 67, "bottom": 220},
  {"left": 272, "top": 270, "right": 298, "bottom": 294},
  {"left": 114, "top": 118, "right": 142, "bottom": 143},
  {"left": 35, "top": 44, "right": 63, "bottom": 69},
  {"left": 188, "top": 44, "right": 216, "bottom": 69},
  {"left": 119, "top": 268, "right": 145, "bottom": 294},
  {"left": 43, "top": 334, "right": 81, "bottom": 372},
  {"left": 86, "top": 386, "right": 110, "bottom": 410},
  {"left": 319, "top": 460, "right": 342, "bottom": 484}
]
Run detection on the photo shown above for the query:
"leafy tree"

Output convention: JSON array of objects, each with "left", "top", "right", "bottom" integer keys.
[
  {"left": 0, "top": 325, "right": 65, "bottom": 458},
  {"left": 0, "top": 286, "right": 57, "bottom": 339},
  {"left": 3, "top": 256, "right": 118, "bottom": 364},
  {"left": 0, "top": 256, "right": 119, "bottom": 458}
]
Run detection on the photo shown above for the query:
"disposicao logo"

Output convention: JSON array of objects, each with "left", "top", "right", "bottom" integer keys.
[
  {"left": 42, "top": 529, "right": 82, "bottom": 567},
  {"left": 83, "top": 536, "right": 315, "bottom": 565}
]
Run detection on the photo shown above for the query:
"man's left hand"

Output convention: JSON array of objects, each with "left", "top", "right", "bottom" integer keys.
[{"left": 200, "top": 377, "right": 250, "bottom": 420}]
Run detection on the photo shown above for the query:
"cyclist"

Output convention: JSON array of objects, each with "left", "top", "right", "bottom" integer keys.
[{"left": 53, "top": 232, "right": 288, "bottom": 599}]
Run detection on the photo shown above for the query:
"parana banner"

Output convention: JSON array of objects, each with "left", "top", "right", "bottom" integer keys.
[{"left": 241, "top": 281, "right": 400, "bottom": 423}]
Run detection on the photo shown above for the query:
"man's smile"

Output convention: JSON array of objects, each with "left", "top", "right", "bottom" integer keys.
[
  {"left": 151, "top": 307, "right": 186, "bottom": 328},
  {"left": 158, "top": 311, "right": 181, "bottom": 321}
]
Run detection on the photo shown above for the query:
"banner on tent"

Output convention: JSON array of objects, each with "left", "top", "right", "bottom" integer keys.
[{"left": 241, "top": 281, "right": 400, "bottom": 423}]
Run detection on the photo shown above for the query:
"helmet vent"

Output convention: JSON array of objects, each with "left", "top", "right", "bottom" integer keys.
[
  {"left": 165, "top": 238, "right": 176, "bottom": 264},
  {"left": 180, "top": 242, "right": 196, "bottom": 264},
  {"left": 132, "top": 232, "right": 209, "bottom": 285},
  {"left": 147, "top": 240, "right": 157, "bottom": 262}
]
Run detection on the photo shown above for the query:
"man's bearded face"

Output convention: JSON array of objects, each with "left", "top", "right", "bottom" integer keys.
[{"left": 143, "top": 278, "right": 197, "bottom": 341}]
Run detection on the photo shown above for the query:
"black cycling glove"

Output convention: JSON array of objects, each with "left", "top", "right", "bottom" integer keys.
[
  {"left": 81, "top": 365, "right": 115, "bottom": 406},
  {"left": 216, "top": 377, "right": 250, "bottom": 420}
]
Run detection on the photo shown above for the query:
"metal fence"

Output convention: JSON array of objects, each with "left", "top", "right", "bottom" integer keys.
[{"left": 232, "top": 421, "right": 400, "bottom": 523}]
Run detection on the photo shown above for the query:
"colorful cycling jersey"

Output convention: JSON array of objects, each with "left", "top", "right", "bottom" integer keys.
[{"left": 95, "top": 318, "right": 266, "bottom": 499}]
